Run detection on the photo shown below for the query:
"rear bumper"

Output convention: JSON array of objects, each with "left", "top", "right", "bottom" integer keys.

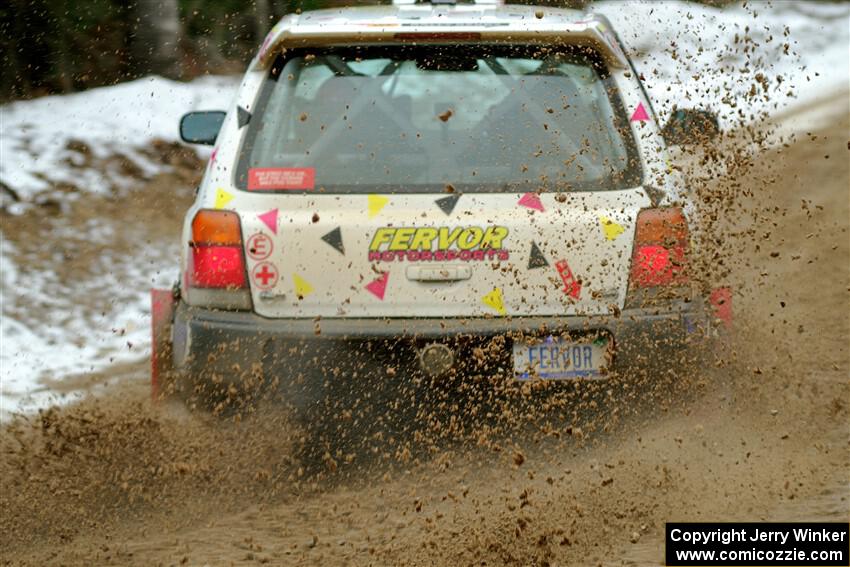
[
  {"left": 172, "top": 300, "right": 711, "bottom": 389},
  {"left": 174, "top": 304, "right": 709, "bottom": 339}
]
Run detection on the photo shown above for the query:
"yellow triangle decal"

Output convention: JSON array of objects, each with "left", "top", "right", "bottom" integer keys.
[
  {"left": 599, "top": 215, "right": 625, "bottom": 241},
  {"left": 368, "top": 194, "right": 389, "bottom": 218},
  {"left": 214, "top": 188, "right": 234, "bottom": 210},
  {"left": 481, "top": 287, "right": 506, "bottom": 315},
  {"left": 293, "top": 273, "right": 314, "bottom": 298}
]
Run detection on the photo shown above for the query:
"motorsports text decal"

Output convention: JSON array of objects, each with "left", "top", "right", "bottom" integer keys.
[{"left": 368, "top": 226, "right": 509, "bottom": 262}]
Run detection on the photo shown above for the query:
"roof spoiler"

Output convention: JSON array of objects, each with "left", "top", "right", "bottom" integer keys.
[{"left": 255, "top": 12, "right": 628, "bottom": 71}]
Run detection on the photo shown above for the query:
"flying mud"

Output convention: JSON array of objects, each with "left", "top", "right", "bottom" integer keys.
[{"left": 1, "top": 88, "right": 848, "bottom": 567}]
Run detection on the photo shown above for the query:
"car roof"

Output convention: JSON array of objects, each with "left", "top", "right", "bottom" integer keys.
[{"left": 253, "top": 3, "right": 628, "bottom": 70}]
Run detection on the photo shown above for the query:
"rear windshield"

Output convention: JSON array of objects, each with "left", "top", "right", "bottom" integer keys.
[{"left": 236, "top": 45, "right": 642, "bottom": 193}]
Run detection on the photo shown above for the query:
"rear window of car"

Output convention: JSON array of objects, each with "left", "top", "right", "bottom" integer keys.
[{"left": 236, "top": 44, "right": 642, "bottom": 193}]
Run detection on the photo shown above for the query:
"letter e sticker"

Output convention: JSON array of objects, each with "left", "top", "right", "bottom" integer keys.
[
  {"left": 246, "top": 233, "right": 273, "bottom": 260},
  {"left": 248, "top": 167, "right": 315, "bottom": 190}
]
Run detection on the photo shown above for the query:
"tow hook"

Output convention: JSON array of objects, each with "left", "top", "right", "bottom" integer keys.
[{"left": 418, "top": 343, "right": 455, "bottom": 378}]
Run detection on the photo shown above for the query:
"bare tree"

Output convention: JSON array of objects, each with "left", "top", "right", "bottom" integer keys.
[
  {"left": 130, "top": 0, "right": 182, "bottom": 79},
  {"left": 255, "top": 0, "right": 271, "bottom": 41}
]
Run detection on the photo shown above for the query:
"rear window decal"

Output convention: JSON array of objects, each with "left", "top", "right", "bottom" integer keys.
[
  {"left": 214, "top": 187, "right": 234, "bottom": 209},
  {"left": 367, "top": 226, "right": 510, "bottom": 263},
  {"left": 518, "top": 192, "right": 544, "bottom": 212},
  {"left": 237, "top": 106, "right": 251, "bottom": 128},
  {"left": 292, "top": 273, "right": 314, "bottom": 299},
  {"left": 246, "top": 233, "right": 273, "bottom": 261},
  {"left": 368, "top": 194, "right": 390, "bottom": 218},
  {"left": 481, "top": 287, "right": 506, "bottom": 316},
  {"left": 251, "top": 261, "right": 279, "bottom": 290},
  {"left": 435, "top": 193, "right": 461, "bottom": 216},
  {"left": 599, "top": 215, "right": 625, "bottom": 241},
  {"left": 555, "top": 259, "right": 582, "bottom": 300},
  {"left": 365, "top": 272, "right": 389, "bottom": 301},
  {"left": 321, "top": 227, "right": 345, "bottom": 255},
  {"left": 527, "top": 241, "right": 549, "bottom": 270},
  {"left": 630, "top": 102, "right": 650, "bottom": 123},
  {"left": 258, "top": 208, "right": 278, "bottom": 234},
  {"left": 248, "top": 167, "right": 315, "bottom": 191}
]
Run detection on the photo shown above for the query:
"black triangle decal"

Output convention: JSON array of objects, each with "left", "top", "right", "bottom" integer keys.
[
  {"left": 435, "top": 193, "right": 461, "bottom": 216},
  {"left": 321, "top": 227, "right": 345, "bottom": 255},
  {"left": 237, "top": 106, "right": 251, "bottom": 128},
  {"left": 528, "top": 241, "right": 548, "bottom": 269}
]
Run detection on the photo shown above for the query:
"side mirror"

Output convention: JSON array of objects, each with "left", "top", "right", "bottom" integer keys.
[
  {"left": 661, "top": 108, "right": 720, "bottom": 146},
  {"left": 180, "top": 111, "right": 226, "bottom": 145}
]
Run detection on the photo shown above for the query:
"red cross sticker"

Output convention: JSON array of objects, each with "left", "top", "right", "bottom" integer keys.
[
  {"left": 246, "top": 233, "right": 273, "bottom": 260},
  {"left": 251, "top": 262, "right": 279, "bottom": 290}
]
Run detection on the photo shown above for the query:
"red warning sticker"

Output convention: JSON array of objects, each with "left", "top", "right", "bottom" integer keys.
[
  {"left": 248, "top": 167, "right": 315, "bottom": 191},
  {"left": 246, "top": 233, "right": 273, "bottom": 261},
  {"left": 555, "top": 259, "right": 581, "bottom": 300}
]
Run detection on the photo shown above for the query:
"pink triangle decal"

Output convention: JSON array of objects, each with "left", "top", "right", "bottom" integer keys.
[
  {"left": 258, "top": 209, "right": 278, "bottom": 234},
  {"left": 630, "top": 102, "right": 650, "bottom": 122},
  {"left": 518, "top": 192, "right": 544, "bottom": 212},
  {"left": 365, "top": 272, "right": 389, "bottom": 300}
]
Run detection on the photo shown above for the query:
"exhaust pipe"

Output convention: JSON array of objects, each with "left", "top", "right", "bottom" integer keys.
[{"left": 418, "top": 343, "right": 455, "bottom": 378}]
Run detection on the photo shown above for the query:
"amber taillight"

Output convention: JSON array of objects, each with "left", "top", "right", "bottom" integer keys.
[
  {"left": 625, "top": 207, "right": 691, "bottom": 308},
  {"left": 185, "top": 210, "right": 252, "bottom": 310}
]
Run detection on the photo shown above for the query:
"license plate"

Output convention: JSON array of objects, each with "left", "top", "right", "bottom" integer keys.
[{"left": 513, "top": 336, "right": 609, "bottom": 380}]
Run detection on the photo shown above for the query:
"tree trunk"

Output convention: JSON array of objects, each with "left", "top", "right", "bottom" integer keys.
[
  {"left": 255, "top": 0, "right": 271, "bottom": 41},
  {"left": 131, "top": 0, "right": 182, "bottom": 79}
]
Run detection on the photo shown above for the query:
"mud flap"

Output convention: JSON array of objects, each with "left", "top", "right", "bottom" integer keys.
[
  {"left": 151, "top": 288, "right": 175, "bottom": 401},
  {"left": 709, "top": 286, "right": 733, "bottom": 329}
]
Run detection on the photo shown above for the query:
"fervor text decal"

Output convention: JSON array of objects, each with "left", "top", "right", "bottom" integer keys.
[{"left": 368, "top": 226, "right": 509, "bottom": 262}]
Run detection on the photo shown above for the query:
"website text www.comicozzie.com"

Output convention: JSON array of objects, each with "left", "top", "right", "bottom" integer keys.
[
  {"left": 665, "top": 523, "right": 849, "bottom": 566},
  {"left": 673, "top": 548, "right": 844, "bottom": 564}
]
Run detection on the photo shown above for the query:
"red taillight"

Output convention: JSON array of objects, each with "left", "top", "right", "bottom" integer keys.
[
  {"left": 188, "top": 210, "right": 247, "bottom": 289},
  {"left": 190, "top": 246, "right": 246, "bottom": 288},
  {"left": 629, "top": 207, "right": 689, "bottom": 288}
]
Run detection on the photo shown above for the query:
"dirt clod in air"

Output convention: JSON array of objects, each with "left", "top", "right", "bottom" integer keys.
[{"left": 1, "top": 8, "right": 849, "bottom": 566}]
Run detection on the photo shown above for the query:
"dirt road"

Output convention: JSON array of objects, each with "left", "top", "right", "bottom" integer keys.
[{"left": 1, "top": 105, "right": 848, "bottom": 566}]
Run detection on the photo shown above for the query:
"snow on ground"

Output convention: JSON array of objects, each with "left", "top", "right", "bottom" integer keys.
[
  {"left": 1, "top": 75, "right": 238, "bottom": 206},
  {"left": 596, "top": 0, "right": 850, "bottom": 129},
  {"left": 0, "top": 1, "right": 848, "bottom": 417},
  {"left": 0, "top": 216, "right": 181, "bottom": 416}
]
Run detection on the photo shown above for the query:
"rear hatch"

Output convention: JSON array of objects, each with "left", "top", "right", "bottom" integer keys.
[{"left": 235, "top": 44, "right": 648, "bottom": 319}]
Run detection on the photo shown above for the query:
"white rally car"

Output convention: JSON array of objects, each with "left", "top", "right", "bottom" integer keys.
[{"left": 152, "top": 0, "right": 727, "bottom": 411}]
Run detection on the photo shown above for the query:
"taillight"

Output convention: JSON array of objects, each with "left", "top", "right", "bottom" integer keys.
[
  {"left": 185, "top": 210, "right": 251, "bottom": 310},
  {"left": 626, "top": 207, "right": 690, "bottom": 307},
  {"left": 190, "top": 246, "right": 246, "bottom": 288},
  {"left": 189, "top": 210, "right": 246, "bottom": 289}
]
